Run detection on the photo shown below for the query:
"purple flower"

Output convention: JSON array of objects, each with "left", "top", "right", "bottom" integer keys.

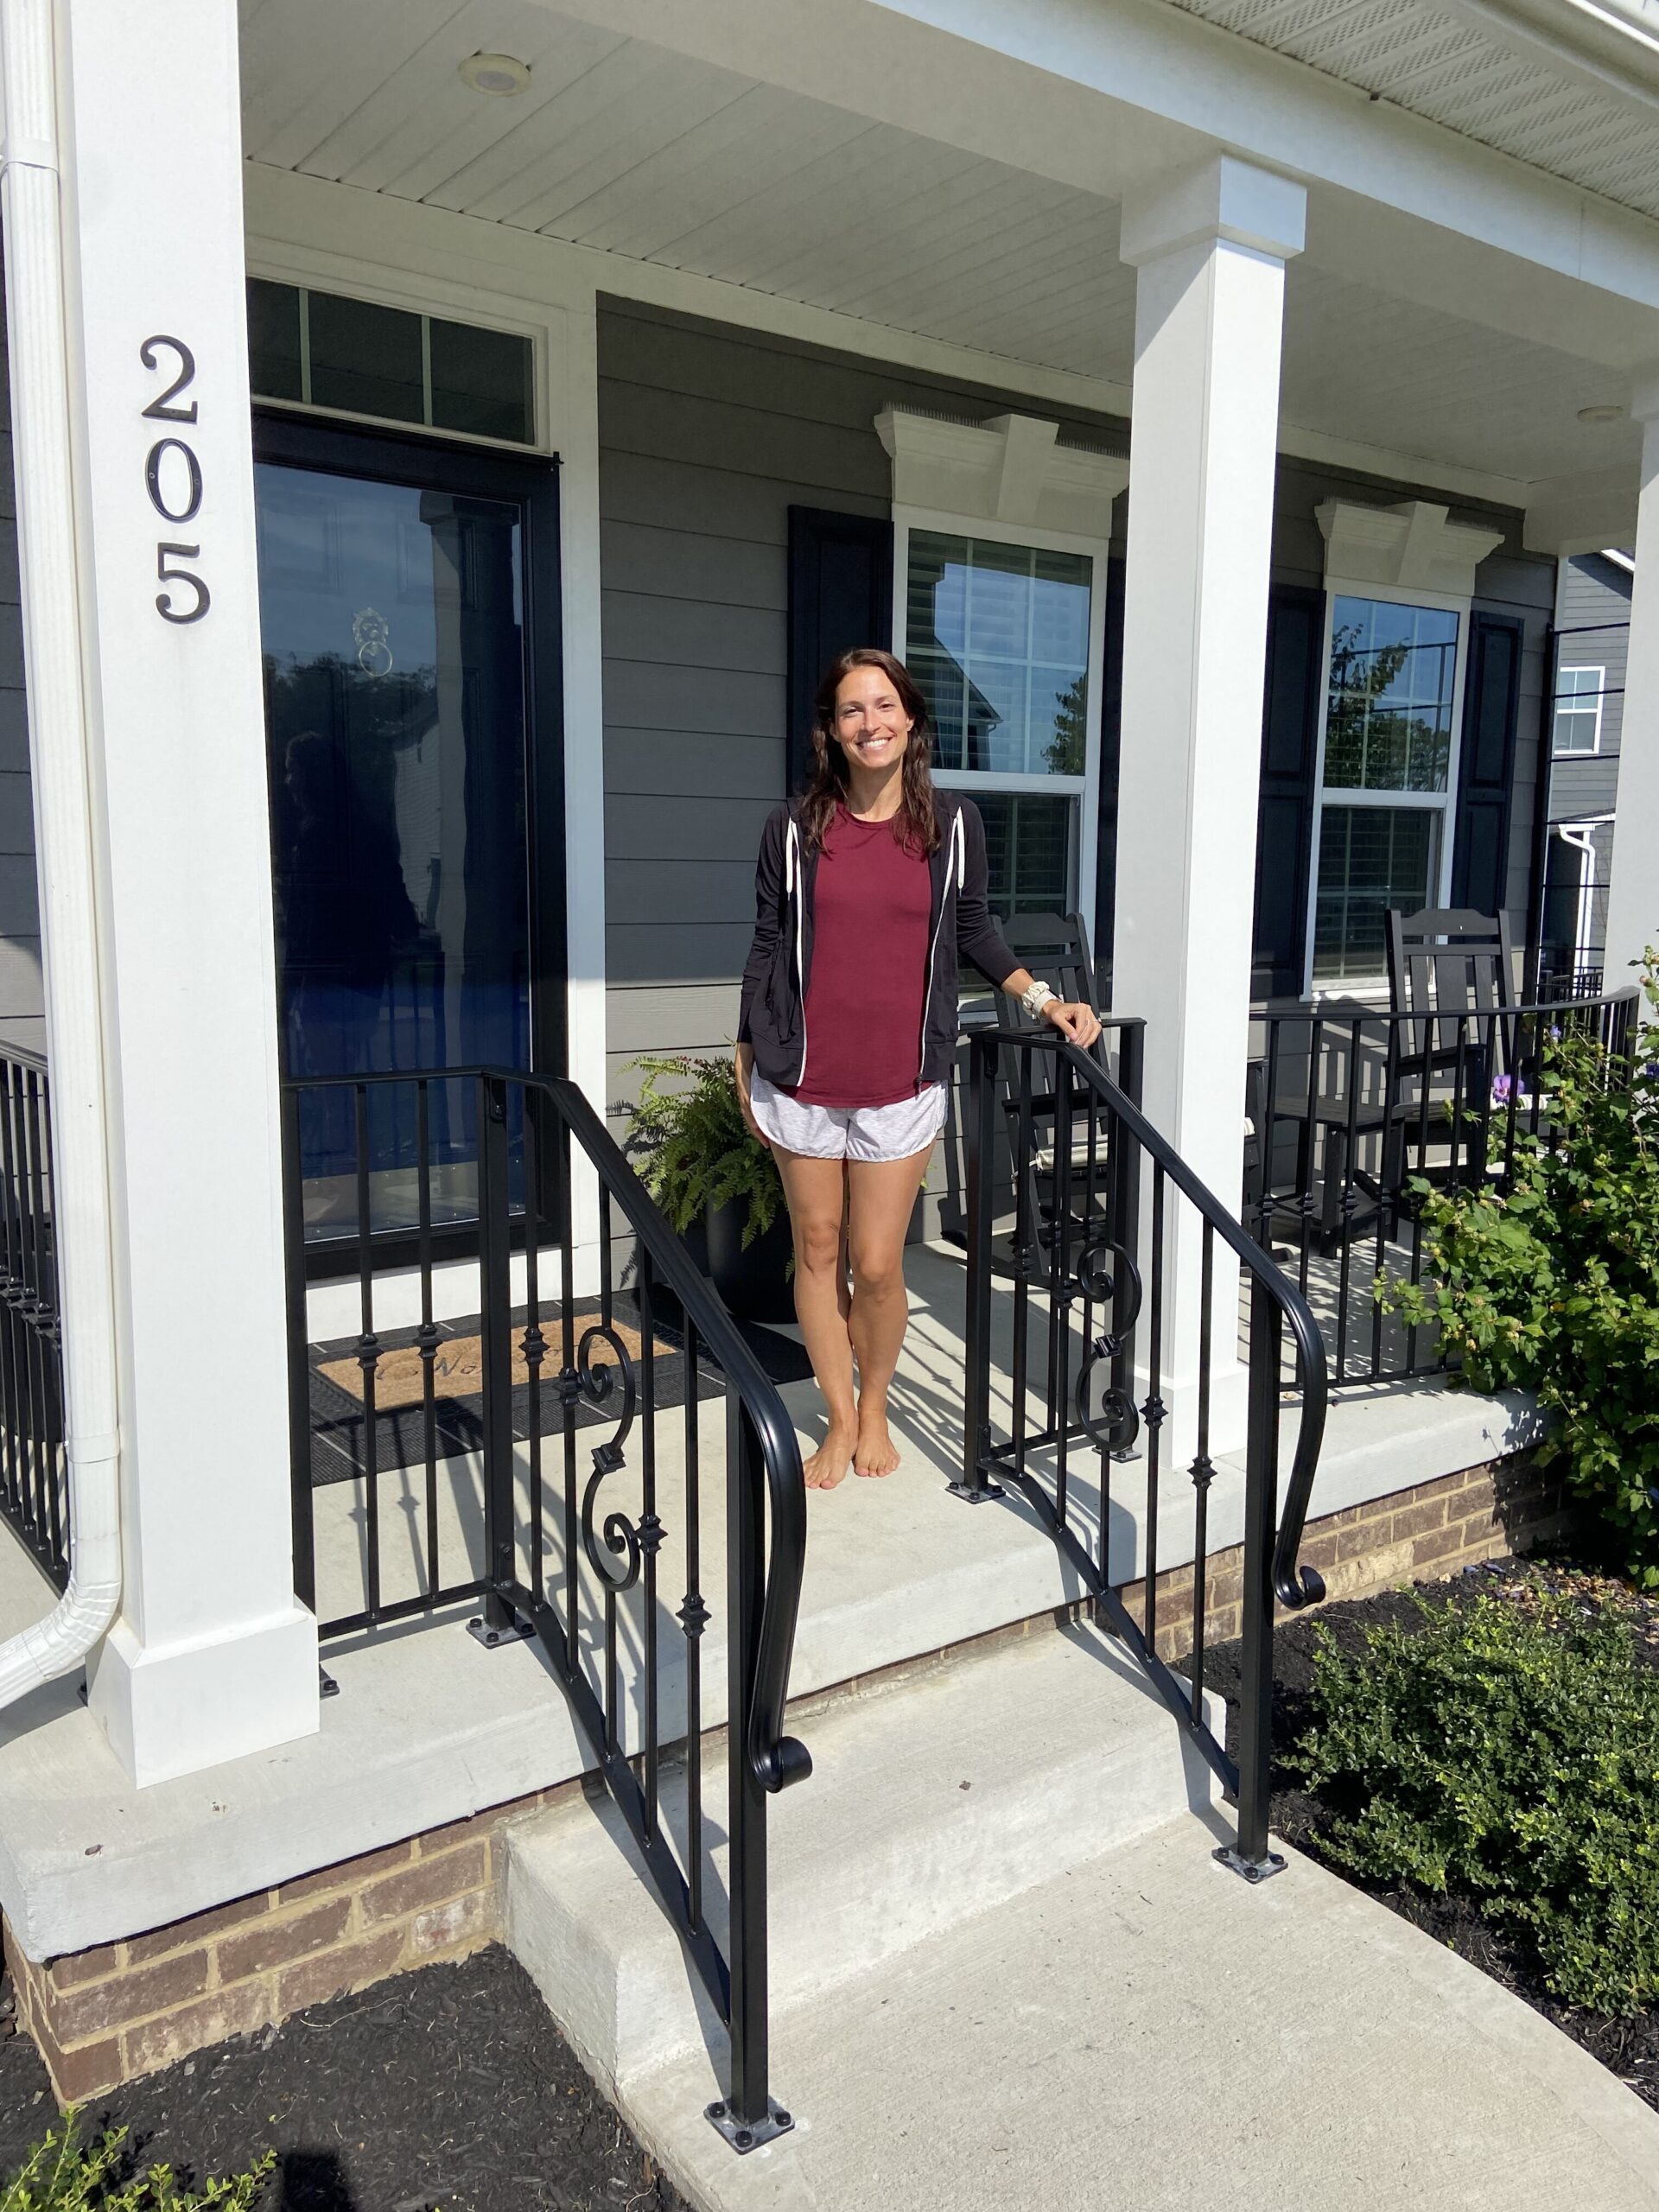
[{"left": 1491, "top": 1074, "right": 1529, "bottom": 1106}]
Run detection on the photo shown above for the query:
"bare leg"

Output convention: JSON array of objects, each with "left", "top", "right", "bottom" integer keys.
[
  {"left": 846, "top": 1145, "right": 934, "bottom": 1476},
  {"left": 773, "top": 1147, "right": 856, "bottom": 1489}
]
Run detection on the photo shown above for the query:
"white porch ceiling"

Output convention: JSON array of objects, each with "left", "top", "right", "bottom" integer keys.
[
  {"left": 238, "top": 0, "right": 1648, "bottom": 490},
  {"left": 1165, "top": 0, "right": 1659, "bottom": 221}
]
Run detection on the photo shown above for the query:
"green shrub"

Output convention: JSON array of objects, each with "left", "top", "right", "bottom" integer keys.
[
  {"left": 621, "top": 1053, "right": 783, "bottom": 1248},
  {"left": 1291, "top": 1591, "right": 1659, "bottom": 2014},
  {"left": 1, "top": 2114, "right": 272, "bottom": 2212},
  {"left": 1383, "top": 956, "right": 1659, "bottom": 1587}
]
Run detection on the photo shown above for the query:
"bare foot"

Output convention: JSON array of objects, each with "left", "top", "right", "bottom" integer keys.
[
  {"left": 803, "top": 1421, "right": 855, "bottom": 1490},
  {"left": 854, "top": 1408, "right": 901, "bottom": 1478}
]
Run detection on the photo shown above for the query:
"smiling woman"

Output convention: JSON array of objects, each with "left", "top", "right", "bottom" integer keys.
[{"left": 734, "top": 646, "right": 1103, "bottom": 1491}]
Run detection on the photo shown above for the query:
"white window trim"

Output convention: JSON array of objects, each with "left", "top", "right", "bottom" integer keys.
[
  {"left": 891, "top": 502, "right": 1109, "bottom": 922},
  {"left": 1552, "top": 666, "right": 1605, "bottom": 757},
  {"left": 1304, "top": 576, "right": 1474, "bottom": 1001}
]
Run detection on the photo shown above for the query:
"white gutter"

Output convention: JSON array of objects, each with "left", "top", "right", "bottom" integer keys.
[{"left": 0, "top": 0, "right": 123, "bottom": 1699}]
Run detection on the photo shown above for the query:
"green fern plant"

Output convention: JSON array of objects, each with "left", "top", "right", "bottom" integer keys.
[
  {"left": 621, "top": 1053, "right": 784, "bottom": 1249},
  {"left": 1, "top": 2114, "right": 273, "bottom": 2212}
]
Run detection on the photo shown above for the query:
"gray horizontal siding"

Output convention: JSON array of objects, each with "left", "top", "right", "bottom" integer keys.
[
  {"left": 607, "top": 729, "right": 785, "bottom": 799},
  {"left": 1548, "top": 754, "right": 1620, "bottom": 820}
]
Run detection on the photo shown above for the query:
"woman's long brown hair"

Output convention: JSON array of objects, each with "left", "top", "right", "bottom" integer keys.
[{"left": 799, "top": 647, "right": 942, "bottom": 856}]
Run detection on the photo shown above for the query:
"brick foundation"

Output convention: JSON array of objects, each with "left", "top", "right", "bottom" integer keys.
[
  {"left": 3, "top": 1777, "right": 581, "bottom": 2104},
  {"left": 3, "top": 1446, "right": 1569, "bottom": 2104},
  {"left": 1121, "top": 1445, "right": 1571, "bottom": 1663}
]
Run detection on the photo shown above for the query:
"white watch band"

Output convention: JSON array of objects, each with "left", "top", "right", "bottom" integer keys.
[{"left": 1021, "top": 980, "right": 1058, "bottom": 1018}]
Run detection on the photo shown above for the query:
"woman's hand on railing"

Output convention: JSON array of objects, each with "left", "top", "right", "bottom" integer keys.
[{"left": 1041, "top": 1000, "right": 1103, "bottom": 1049}]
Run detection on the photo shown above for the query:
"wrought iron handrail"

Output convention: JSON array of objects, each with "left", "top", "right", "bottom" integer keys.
[
  {"left": 961, "top": 1023, "right": 1330, "bottom": 1883},
  {"left": 549, "top": 1072, "right": 811, "bottom": 1796},
  {"left": 282, "top": 1060, "right": 810, "bottom": 2151},
  {"left": 976, "top": 1028, "right": 1331, "bottom": 1607}
]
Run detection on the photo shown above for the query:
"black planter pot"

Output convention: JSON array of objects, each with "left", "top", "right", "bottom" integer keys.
[{"left": 704, "top": 1197, "right": 795, "bottom": 1324}]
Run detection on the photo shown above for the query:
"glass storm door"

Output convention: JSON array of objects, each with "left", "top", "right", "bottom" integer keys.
[{"left": 253, "top": 419, "right": 562, "bottom": 1255}]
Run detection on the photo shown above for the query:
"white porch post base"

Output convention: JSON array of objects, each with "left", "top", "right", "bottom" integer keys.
[
  {"left": 88, "top": 1606, "right": 320, "bottom": 1791},
  {"left": 1599, "top": 380, "right": 1659, "bottom": 989},
  {"left": 1127, "top": 1361, "right": 1250, "bottom": 1484},
  {"left": 1113, "top": 158, "right": 1306, "bottom": 1459}
]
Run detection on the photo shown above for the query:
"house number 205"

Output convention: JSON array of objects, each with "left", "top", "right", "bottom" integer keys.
[{"left": 139, "top": 335, "right": 210, "bottom": 625}]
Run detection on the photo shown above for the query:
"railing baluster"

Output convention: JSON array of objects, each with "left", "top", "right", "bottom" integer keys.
[
  {"left": 353, "top": 1082, "right": 381, "bottom": 1624},
  {"left": 681, "top": 1311, "right": 705, "bottom": 1936},
  {"left": 1143, "top": 1162, "right": 1165, "bottom": 1647},
  {"left": 639, "top": 1242, "right": 659, "bottom": 1840},
  {"left": 954, "top": 1034, "right": 999, "bottom": 1503},
  {"left": 559, "top": 1116, "right": 580, "bottom": 1685},
  {"left": 523, "top": 1098, "right": 546, "bottom": 1599},
  {"left": 1221, "top": 1274, "right": 1286, "bottom": 1884},
  {"left": 1052, "top": 1052, "right": 1074, "bottom": 1532},
  {"left": 280, "top": 1083, "right": 316, "bottom": 1617},
  {"left": 416, "top": 1080, "right": 441, "bottom": 1600},
  {"left": 473, "top": 1073, "right": 517, "bottom": 1644},
  {"left": 1189, "top": 1220, "right": 1215, "bottom": 1715}
]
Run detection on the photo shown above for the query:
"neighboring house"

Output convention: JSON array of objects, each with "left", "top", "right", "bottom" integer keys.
[
  {"left": 1538, "top": 549, "right": 1634, "bottom": 989},
  {"left": 0, "top": 0, "right": 1658, "bottom": 2128}
]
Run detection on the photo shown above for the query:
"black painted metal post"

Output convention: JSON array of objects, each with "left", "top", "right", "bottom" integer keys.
[
  {"left": 279, "top": 1084, "right": 317, "bottom": 1618},
  {"left": 472, "top": 1073, "right": 518, "bottom": 1643},
  {"left": 709, "top": 1399, "right": 791, "bottom": 2152},
  {"left": 951, "top": 1033, "right": 1001, "bottom": 1503},
  {"left": 1217, "top": 1273, "right": 1286, "bottom": 1883},
  {"left": 1110, "top": 1024, "right": 1143, "bottom": 1454}
]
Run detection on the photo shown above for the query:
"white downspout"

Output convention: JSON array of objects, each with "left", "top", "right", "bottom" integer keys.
[
  {"left": 1560, "top": 823, "right": 1601, "bottom": 976},
  {"left": 0, "top": 0, "right": 122, "bottom": 1700}
]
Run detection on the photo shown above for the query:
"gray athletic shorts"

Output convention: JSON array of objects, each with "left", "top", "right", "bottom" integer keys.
[{"left": 749, "top": 1071, "right": 950, "bottom": 1163}]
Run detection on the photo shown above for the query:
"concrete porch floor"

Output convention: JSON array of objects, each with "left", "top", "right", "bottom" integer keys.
[{"left": 0, "top": 1243, "right": 1537, "bottom": 1962}]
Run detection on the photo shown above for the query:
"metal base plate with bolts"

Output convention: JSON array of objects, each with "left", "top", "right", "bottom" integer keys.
[
  {"left": 319, "top": 1666, "right": 340, "bottom": 1700},
  {"left": 946, "top": 1477, "right": 1006, "bottom": 1503},
  {"left": 1214, "top": 1845, "right": 1287, "bottom": 1885},
  {"left": 705, "top": 2097, "right": 794, "bottom": 2154},
  {"left": 466, "top": 1614, "right": 535, "bottom": 1651}
]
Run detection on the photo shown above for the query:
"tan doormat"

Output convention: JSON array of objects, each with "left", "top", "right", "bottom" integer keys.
[{"left": 318, "top": 1319, "right": 675, "bottom": 1410}]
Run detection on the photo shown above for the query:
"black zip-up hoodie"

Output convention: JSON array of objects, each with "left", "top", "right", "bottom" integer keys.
[{"left": 737, "top": 791, "right": 1021, "bottom": 1093}]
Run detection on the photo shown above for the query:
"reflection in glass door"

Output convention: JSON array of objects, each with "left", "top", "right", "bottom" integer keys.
[{"left": 255, "top": 423, "right": 558, "bottom": 1253}]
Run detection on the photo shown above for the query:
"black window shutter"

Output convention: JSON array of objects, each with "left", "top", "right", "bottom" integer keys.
[
  {"left": 1251, "top": 584, "right": 1325, "bottom": 998},
  {"left": 1094, "top": 554, "right": 1126, "bottom": 1001},
  {"left": 786, "top": 507, "right": 893, "bottom": 796},
  {"left": 1451, "top": 610, "right": 1523, "bottom": 919}
]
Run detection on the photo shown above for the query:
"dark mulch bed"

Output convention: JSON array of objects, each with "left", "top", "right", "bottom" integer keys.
[
  {"left": 0, "top": 1946, "right": 690, "bottom": 2212},
  {"left": 1188, "top": 1554, "right": 1659, "bottom": 2113}
]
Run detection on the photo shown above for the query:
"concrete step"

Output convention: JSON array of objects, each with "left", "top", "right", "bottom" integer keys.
[{"left": 503, "top": 1618, "right": 1223, "bottom": 2094}]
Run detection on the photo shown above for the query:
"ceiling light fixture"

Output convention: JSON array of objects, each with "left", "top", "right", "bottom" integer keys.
[
  {"left": 459, "top": 52, "right": 531, "bottom": 95},
  {"left": 1577, "top": 404, "right": 1625, "bottom": 425}
]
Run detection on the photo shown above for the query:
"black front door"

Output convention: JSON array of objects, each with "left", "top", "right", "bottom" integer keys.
[{"left": 253, "top": 414, "right": 563, "bottom": 1263}]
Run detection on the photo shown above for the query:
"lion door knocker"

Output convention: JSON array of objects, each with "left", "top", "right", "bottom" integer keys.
[{"left": 353, "top": 606, "right": 393, "bottom": 676}]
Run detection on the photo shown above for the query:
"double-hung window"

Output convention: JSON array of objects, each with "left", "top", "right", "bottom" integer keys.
[
  {"left": 1552, "top": 667, "right": 1605, "bottom": 755},
  {"left": 1310, "top": 592, "right": 1465, "bottom": 985},
  {"left": 895, "top": 512, "right": 1106, "bottom": 923}
]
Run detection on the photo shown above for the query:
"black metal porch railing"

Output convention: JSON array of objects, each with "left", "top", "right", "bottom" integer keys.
[
  {"left": 959, "top": 1027, "right": 1330, "bottom": 1880},
  {"left": 1249, "top": 989, "right": 1638, "bottom": 1387},
  {"left": 0, "top": 1045, "right": 67, "bottom": 1592},
  {"left": 282, "top": 1067, "right": 810, "bottom": 2152}
]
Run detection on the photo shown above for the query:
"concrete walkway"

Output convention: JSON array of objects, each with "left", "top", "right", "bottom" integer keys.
[{"left": 505, "top": 1618, "right": 1659, "bottom": 2212}]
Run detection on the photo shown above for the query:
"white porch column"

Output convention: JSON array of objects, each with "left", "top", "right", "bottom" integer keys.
[
  {"left": 50, "top": 1, "right": 317, "bottom": 1782},
  {"left": 1113, "top": 158, "right": 1306, "bottom": 1455},
  {"left": 1599, "top": 375, "right": 1659, "bottom": 993}
]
